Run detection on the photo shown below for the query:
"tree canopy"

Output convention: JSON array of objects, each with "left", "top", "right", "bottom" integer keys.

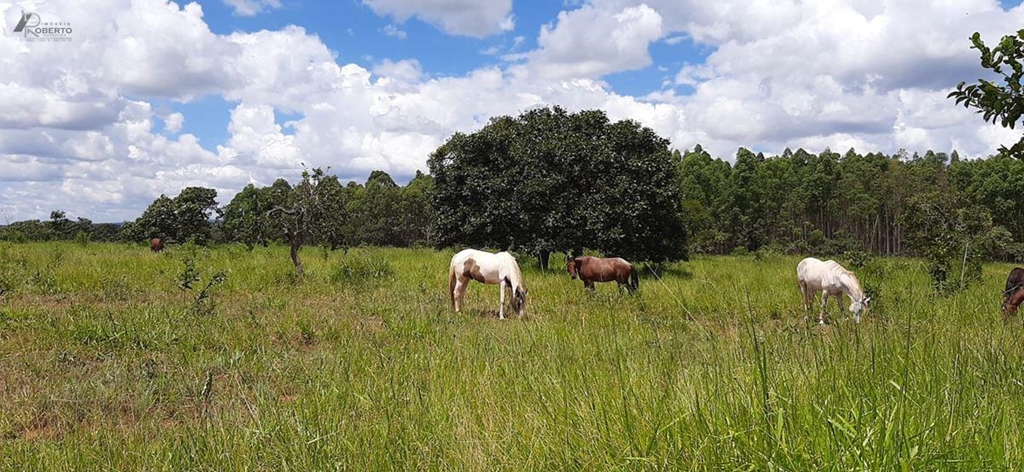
[
  {"left": 949, "top": 29, "right": 1024, "bottom": 158},
  {"left": 221, "top": 180, "right": 290, "bottom": 248},
  {"left": 122, "top": 187, "right": 219, "bottom": 244},
  {"left": 428, "top": 106, "right": 688, "bottom": 266}
]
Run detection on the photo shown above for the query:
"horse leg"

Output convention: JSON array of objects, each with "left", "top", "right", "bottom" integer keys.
[
  {"left": 619, "top": 274, "right": 633, "bottom": 294},
  {"left": 819, "top": 292, "right": 829, "bottom": 324},
  {"left": 798, "top": 281, "right": 811, "bottom": 321},
  {"left": 453, "top": 278, "right": 468, "bottom": 313},
  {"left": 498, "top": 279, "right": 507, "bottom": 320}
]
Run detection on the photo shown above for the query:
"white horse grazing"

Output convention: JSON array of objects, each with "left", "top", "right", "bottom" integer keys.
[
  {"left": 449, "top": 249, "right": 528, "bottom": 319},
  {"left": 796, "top": 257, "right": 870, "bottom": 324}
]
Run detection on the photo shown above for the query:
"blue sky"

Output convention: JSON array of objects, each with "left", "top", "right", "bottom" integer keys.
[
  {"left": 149, "top": 0, "right": 714, "bottom": 152},
  {"left": 1, "top": 0, "right": 1023, "bottom": 222}
]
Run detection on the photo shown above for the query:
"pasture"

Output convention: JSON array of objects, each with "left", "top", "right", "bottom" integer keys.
[{"left": 1, "top": 242, "right": 1023, "bottom": 469}]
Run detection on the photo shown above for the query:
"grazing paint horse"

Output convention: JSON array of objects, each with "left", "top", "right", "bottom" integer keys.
[
  {"left": 797, "top": 257, "right": 870, "bottom": 324},
  {"left": 150, "top": 238, "right": 165, "bottom": 253},
  {"left": 449, "top": 249, "right": 527, "bottom": 319},
  {"left": 1002, "top": 267, "right": 1024, "bottom": 314},
  {"left": 566, "top": 256, "right": 638, "bottom": 293}
]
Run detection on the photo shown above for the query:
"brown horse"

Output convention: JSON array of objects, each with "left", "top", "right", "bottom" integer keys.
[
  {"left": 567, "top": 256, "right": 638, "bottom": 293},
  {"left": 1002, "top": 267, "right": 1024, "bottom": 315},
  {"left": 150, "top": 238, "right": 165, "bottom": 253},
  {"left": 1004, "top": 286, "right": 1024, "bottom": 317}
]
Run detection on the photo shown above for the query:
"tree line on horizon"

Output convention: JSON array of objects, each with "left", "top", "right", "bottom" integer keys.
[{"left": 2, "top": 133, "right": 1023, "bottom": 264}]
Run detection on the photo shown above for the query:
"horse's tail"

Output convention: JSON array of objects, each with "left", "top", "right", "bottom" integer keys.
[
  {"left": 630, "top": 264, "right": 639, "bottom": 292},
  {"left": 448, "top": 263, "right": 457, "bottom": 310}
]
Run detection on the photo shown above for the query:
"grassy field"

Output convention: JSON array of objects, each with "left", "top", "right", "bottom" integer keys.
[{"left": 1, "top": 242, "right": 1023, "bottom": 469}]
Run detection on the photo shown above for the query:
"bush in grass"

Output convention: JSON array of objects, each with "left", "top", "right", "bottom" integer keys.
[
  {"left": 843, "top": 250, "right": 872, "bottom": 269},
  {"left": 0, "top": 245, "right": 24, "bottom": 296},
  {"left": 330, "top": 253, "right": 393, "bottom": 285},
  {"left": 753, "top": 245, "right": 784, "bottom": 262},
  {"left": 191, "top": 271, "right": 228, "bottom": 316},
  {"left": 730, "top": 246, "right": 749, "bottom": 257},
  {"left": 74, "top": 231, "right": 91, "bottom": 247}
]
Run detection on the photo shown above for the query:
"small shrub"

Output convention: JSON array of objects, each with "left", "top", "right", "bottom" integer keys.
[
  {"left": 176, "top": 255, "right": 200, "bottom": 291},
  {"left": 74, "top": 231, "right": 91, "bottom": 247},
  {"left": 730, "top": 246, "right": 749, "bottom": 257},
  {"left": 173, "top": 244, "right": 227, "bottom": 315},
  {"left": 330, "top": 254, "right": 393, "bottom": 285},
  {"left": 844, "top": 250, "right": 872, "bottom": 269},
  {"left": 191, "top": 271, "right": 228, "bottom": 316},
  {"left": 753, "top": 245, "right": 783, "bottom": 262}
]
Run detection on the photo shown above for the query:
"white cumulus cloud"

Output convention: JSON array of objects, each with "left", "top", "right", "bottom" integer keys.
[
  {"left": 518, "top": 4, "right": 664, "bottom": 80},
  {"left": 1, "top": 0, "right": 1023, "bottom": 223}
]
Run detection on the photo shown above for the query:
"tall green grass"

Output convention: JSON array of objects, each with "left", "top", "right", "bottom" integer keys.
[{"left": 0, "top": 242, "right": 1022, "bottom": 469}]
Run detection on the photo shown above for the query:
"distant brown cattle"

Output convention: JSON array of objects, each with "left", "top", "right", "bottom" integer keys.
[{"left": 150, "top": 238, "right": 165, "bottom": 253}]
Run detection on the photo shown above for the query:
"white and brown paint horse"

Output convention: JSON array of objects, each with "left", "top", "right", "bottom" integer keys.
[
  {"left": 449, "top": 249, "right": 527, "bottom": 319},
  {"left": 567, "top": 256, "right": 639, "bottom": 293},
  {"left": 797, "top": 257, "right": 870, "bottom": 324}
]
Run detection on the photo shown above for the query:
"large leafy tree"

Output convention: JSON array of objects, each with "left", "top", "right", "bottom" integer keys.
[
  {"left": 592, "top": 118, "right": 687, "bottom": 262},
  {"left": 429, "top": 106, "right": 687, "bottom": 267},
  {"left": 124, "top": 187, "right": 219, "bottom": 244},
  {"left": 429, "top": 113, "right": 554, "bottom": 265},
  {"left": 220, "top": 180, "right": 290, "bottom": 248},
  {"left": 46, "top": 211, "right": 76, "bottom": 240},
  {"left": 173, "top": 187, "right": 220, "bottom": 243},
  {"left": 949, "top": 29, "right": 1024, "bottom": 158},
  {"left": 344, "top": 171, "right": 404, "bottom": 247}
]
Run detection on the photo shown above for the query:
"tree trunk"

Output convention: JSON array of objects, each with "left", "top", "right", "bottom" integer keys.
[
  {"left": 290, "top": 240, "right": 304, "bottom": 276},
  {"left": 538, "top": 249, "right": 550, "bottom": 271}
]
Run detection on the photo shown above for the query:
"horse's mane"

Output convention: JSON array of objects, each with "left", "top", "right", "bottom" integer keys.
[
  {"left": 829, "top": 262, "right": 864, "bottom": 300},
  {"left": 498, "top": 252, "right": 525, "bottom": 289},
  {"left": 1011, "top": 287, "right": 1024, "bottom": 305}
]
